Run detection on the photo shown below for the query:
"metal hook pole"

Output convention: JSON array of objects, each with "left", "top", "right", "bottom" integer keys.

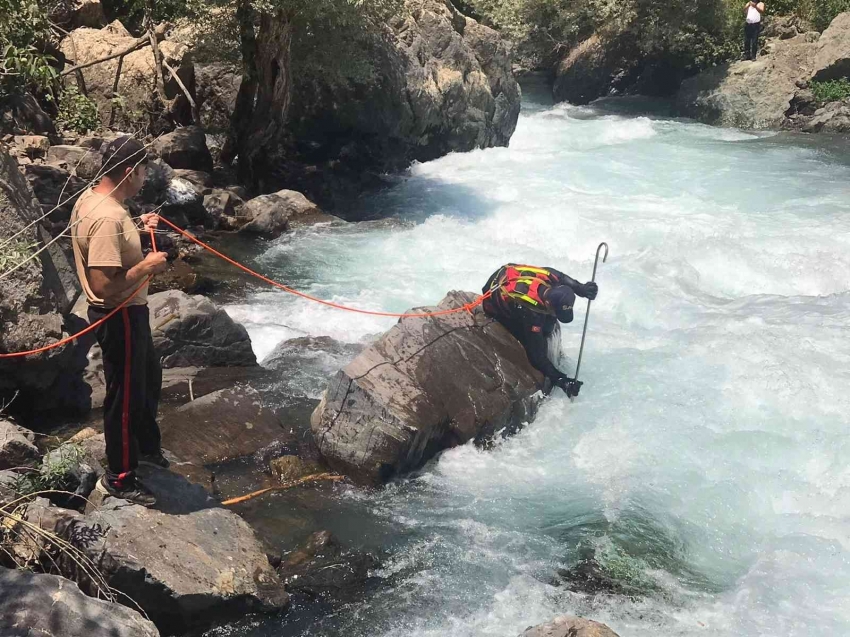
[{"left": 573, "top": 242, "right": 609, "bottom": 384}]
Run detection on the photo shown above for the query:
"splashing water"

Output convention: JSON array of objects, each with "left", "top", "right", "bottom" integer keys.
[{"left": 222, "top": 90, "right": 850, "bottom": 636}]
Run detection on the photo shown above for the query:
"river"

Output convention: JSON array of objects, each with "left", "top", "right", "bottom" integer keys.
[{"left": 211, "top": 81, "right": 850, "bottom": 636}]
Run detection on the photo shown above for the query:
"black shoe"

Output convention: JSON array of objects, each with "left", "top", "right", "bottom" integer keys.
[
  {"left": 139, "top": 451, "right": 170, "bottom": 469},
  {"left": 96, "top": 475, "right": 157, "bottom": 507}
]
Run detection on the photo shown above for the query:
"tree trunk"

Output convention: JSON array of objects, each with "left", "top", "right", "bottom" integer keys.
[{"left": 222, "top": 4, "right": 294, "bottom": 191}]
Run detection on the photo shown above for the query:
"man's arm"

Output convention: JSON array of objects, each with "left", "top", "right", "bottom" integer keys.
[
  {"left": 544, "top": 267, "right": 598, "bottom": 300},
  {"left": 88, "top": 252, "right": 166, "bottom": 299},
  {"left": 518, "top": 312, "right": 563, "bottom": 381}
]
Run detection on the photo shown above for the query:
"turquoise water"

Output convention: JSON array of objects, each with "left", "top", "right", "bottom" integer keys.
[{"left": 222, "top": 90, "right": 850, "bottom": 636}]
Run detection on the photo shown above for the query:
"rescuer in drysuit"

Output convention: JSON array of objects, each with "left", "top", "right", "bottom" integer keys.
[{"left": 482, "top": 264, "right": 598, "bottom": 398}]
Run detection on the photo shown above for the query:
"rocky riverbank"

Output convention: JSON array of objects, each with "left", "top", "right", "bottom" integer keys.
[{"left": 548, "top": 11, "right": 850, "bottom": 135}]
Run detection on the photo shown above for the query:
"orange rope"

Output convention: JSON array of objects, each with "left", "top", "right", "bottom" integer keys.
[
  {"left": 0, "top": 217, "right": 492, "bottom": 359},
  {"left": 157, "top": 216, "right": 491, "bottom": 319}
]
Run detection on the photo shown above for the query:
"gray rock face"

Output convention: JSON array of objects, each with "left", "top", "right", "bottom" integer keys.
[
  {"left": 286, "top": 0, "right": 520, "bottom": 174},
  {"left": 22, "top": 471, "right": 288, "bottom": 634},
  {"left": 195, "top": 63, "right": 242, "bottom": 133},
  {"left": 153, "top": 126, "right": 214, "bottom": 173},
  {"left": 802, "top": 101, "right": 850, "bottom": 132},
  {"left": 148, "top": 290, "right": 257, "bottom": 367},
  {"left": 811, "top": 12, "right": 850, "bottom": 81},
  {"left": 238, "top": 189, "right": 321, "bottom": 237},
  {"left": 0, "top": 419, "right": 39, "bottom": 469},
  {"left": 159, "top": 385, "right": 284, "bottom": 465},
  {"left": 59, "top": 24, "right": 195, "bottom": 130},
  {"left": 675, "top": 11, "right": 850, "bottom": 131},
  {"left": 675, "top": 34, "right": 817, "bottom": 129},
  {"left": 0, "top": 568, "right": 160, "bottom": 637},
  {"left": 0, "top": 145, "right": 84, "bottom": 416},
  {"left": 519, "top": 616, "right": 620, "bottom": 637},
  {"left": 311, "top": 291, "right": 550, "bottom": 484}
]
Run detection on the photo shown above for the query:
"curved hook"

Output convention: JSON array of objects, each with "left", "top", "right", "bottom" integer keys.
[
  {"left": 591, "top": 242, "right": 609, "bottom": 281},
  {"left": 596, "top": 242, "right": 609, "bottom": 264}
]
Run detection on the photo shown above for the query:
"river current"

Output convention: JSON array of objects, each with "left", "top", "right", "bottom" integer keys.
[{"left": 217, "top": 84, "right": 850, "bottom": 636}]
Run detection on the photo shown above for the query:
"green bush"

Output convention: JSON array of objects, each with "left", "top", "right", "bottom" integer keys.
[
  {"left": 0, "top": 0, "right": 56, "bottom": 96},
  {"left": 55, "top": 83, "right": 100, "bottom": 133},
  {"left": 810, "top": 78, "right": 850, "bottom": 103}
]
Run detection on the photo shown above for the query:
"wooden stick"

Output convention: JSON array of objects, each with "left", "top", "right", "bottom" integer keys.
[
  {"left": 59, "top": 24, "right": 167, "bottom": 78},
  {"left": 108, "top": 53, "right": 124, "bottom": 128},
  {"left": 221, "top": 473, "right": 344, "bottom": 506},
  {"left": 162, "top": 57, "right": 199, "bottom": 120}
]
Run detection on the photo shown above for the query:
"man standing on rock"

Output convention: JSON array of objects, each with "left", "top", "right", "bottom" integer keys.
[
  {"left": 70, "top": 136, "right": 168, "bottom": 508},
  {"left": 482, "top": 264, "right": 598, "bottom": 398},
  {"left": 744, "top": 0, "right": 765, "bottom": 60}
]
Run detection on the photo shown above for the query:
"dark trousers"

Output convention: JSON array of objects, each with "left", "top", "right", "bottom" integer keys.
[
  {"left": 744, "top": 22, "right": 761, "bottom": 59},
  {"left": 88, "top": 304, "right": 162, "bottom": 486}
]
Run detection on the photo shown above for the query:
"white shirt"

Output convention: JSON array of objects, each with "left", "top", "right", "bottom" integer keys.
[{"left": 746, "top": 5, "right": 762, "bottom": 23}]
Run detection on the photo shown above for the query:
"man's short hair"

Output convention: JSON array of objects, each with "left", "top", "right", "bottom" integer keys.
[{"left": 100, "top": 136, "right": 148, "bottom": 181}]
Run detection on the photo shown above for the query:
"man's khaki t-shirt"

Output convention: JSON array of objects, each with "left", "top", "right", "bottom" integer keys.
[{"left": 71, "top": 189, "right": 147, "bottom": 308}]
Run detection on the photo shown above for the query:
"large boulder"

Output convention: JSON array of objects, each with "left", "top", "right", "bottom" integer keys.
[
  {"left": 802, "top": 100, "right": 850, "bottom": 132},
  {"left": 519, "top": 616, "right": 620, "bottom": 637},
  {"left": 152, "top": 126, "right": 214, "bottom": 172},
  {"left": 675, "top": 34, "right": 817, "bottom": 129},
  {"left": 238, "top": 189, "right": 322, "bottom": 237},
  {"left": 59, "top": 24, "right": 195, "bottom": 131},
  {"left": 0, "top": 568, "right": 160, "bottom": 637},
  {"left": 0, "top": 418, "right": 40, "bottom": 469},
  {"left": 195, "top": 63, "right": 242, "bottom": 133},
  {"left": 287, "top": 0, "right": 520, "bottom": 174},
  {"left": 310, "top": 291, "right": 552, "bottom": 484},
  {"left": 22, "top": 472, "right": 288, "bottom": 634},
  {"left": 0, "top": 145, "right": 85, "bottom": 418},
  {"left": 148, "top": 290, "right": 257, "bottom": 367},
  {"left": 811, "top": 12, "right": 850, "bottom": 81}
]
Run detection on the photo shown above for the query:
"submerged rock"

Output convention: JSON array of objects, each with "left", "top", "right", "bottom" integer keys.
[
  {"left": 311, "top": 291, "right": 551, "bottom": 484},
  {"left": 519, "top": 616, "right": 620, "bottom": 637},
  {"left": 0, "top": 567, "right": 159, "bottom": 637}
]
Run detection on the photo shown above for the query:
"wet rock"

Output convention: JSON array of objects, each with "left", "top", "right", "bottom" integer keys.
[
  {"left": 24, "top": 471, "right": 288, "bottom": 634},
  {"left": 153, "top": 126, "right": 214, "bottom": 173},
  {"left": 159, "top": 385, "right": 284, "bottom": 465},
  {"left": 59, "top": 24, "right": 195, "bottom": 130},
  {"left": 311, "top": 291, "right": 550, "bottom": 484},
  {"left": 269, "top": 455, "right": 324, "bottom": 482},
  {"left": 238, "top": 190, "right": 322, "bottom": 238},
  {"left": 0, "top": 567, "right": 160, "bottom": 637},
  {"left": 279, "top": 530, "right": 377, "bottom": 600},
  {"left": 172, "top": 168, "right": 214, "bottom": 190},
  {"left": 204, "top": 189, "right": 244, "bottom": 226},
  {"left": 148, "top": 290, "right": 257, "bottom": 368},
  {"left": 0, "top": 418, "right": 39, "bottom": 469},
  {"left": 554, "top": 34, "right": 623, "bottom": 105},
  {"left": 519, "top": 616, "right": 620, "bottom": 637}
]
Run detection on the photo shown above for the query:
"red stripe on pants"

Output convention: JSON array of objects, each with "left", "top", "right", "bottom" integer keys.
[{"left": 121, "top": 308, "right": 132, "bottom": 473}]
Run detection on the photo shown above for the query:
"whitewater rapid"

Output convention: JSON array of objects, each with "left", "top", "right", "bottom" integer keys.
[{"left": 223, "top": 94, "right": 850, "bottom": 636}]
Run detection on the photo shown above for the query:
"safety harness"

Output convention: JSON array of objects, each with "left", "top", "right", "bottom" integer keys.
[{"left": 496, "top": 264, "right": 555, "bottom": 314}]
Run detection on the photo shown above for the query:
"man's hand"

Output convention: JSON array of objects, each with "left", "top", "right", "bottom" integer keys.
[
  {"left": 140, "top": 213, "right": 160, "bottom": 231},
  {"left": 575, "top": 281, "right": 598, "bottom": 300},
  {"left": 554, "top": 375, "right": 583, "bottom": 398},
  {"left": 141, "top": 251, "right": 167, "bottom": 275}
]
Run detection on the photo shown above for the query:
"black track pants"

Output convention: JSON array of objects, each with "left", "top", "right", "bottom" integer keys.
[
  {"left": 88, "top": 304, "right": 162, "bottom": 486},
  {"left": 744, "top": 22, "right": 761, "bottom": 59}
]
